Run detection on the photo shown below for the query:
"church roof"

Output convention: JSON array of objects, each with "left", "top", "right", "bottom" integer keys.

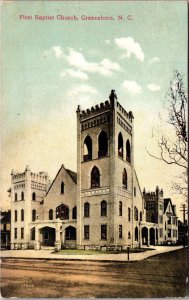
[
  {"left": 65, "top": 169, "right": 77, "bottom": 184},
  {"left": 164, "top": 198, "right": 175, "bottom": 215}
]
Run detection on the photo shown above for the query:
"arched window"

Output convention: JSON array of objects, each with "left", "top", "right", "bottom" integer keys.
[
  {"left": 128, "top": 231, "right": 131, "bottom": 239},
  {"left": 83, "top": 135, "right": 92, "bottom": 162},
  {"left": 98, "top": 130, "right": 108, "bottom": 158},
  {"left": 56, "top": 204, "right": 69, "bottom": 220},
  {"left": 101, "top": 200, "right": 107, "bottom": 216},
  {"left": 91, "top": 166, "right": 100, "bottom": 188},
  {"left": 21, "top": 191, "right": 24, "bottom": 201},
  {"left": 134, "top": 206, "right": 138, "bottom": 221},
  {"left": 72, "top": 206, "right": 77, "bottom": 219},
  {"left": 134, "top": 187, "right": 136, "bottom": 197},
  {"left": 84, "top": 202, "right": 90, "bottom": 218},
  {"left": 21, "top": 209, "right": 24, "bottom": 221},
  {"left": 122, "top": 168, "right": 128, "bottom": 189},
  {"left": 32, "top": 192, "right": 36, "bottom": 201},
  {"left": 32, "top": 209, "right": 36, "bottom": 221},
  {"left": 15, "top": 210, "right": 17, "bottom": 222},
  {"left": 30, "top": 227, "right": 35, "bottom": 240},
  {"left": 126, "top": 139, "right": 131, "bottom": 163},
  {"left": 15, "top": 193, "right": 17, "bottom": 202},
  {"left": 128, "top": 207, "right": 131, "bottom": 222},
  {"left": 135, "top": 227, "right": 138, "bottom": 241},
  {"left": 140, "top": 211, "right": 142, "bottom": 221},
  {"left": 61, "top": 182, "right": 64, "bottom": 194},
  {"left": 118, "top": 132, "right": 123, "bottom": 158},
  {"left": 119, "top": 201, "right": 122, "bottom": 216},
  {"left": 49, "top": 209, "right": 53, "bottom": 220}
]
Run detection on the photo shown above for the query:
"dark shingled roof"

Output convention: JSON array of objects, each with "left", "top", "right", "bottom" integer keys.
[
  {"left": 1, "top": 211, "right": 11, "bottom": 223},
  {"left": 164, "top": 198, "right": 175, "bottom": 215},
  {"left": 66, "top": 169, "right": 77, "bottom": 184}
]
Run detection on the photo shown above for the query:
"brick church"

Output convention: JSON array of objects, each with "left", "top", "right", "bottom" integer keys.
[{"left": 9, "top": 90, "right": 178, "bottom": 250}]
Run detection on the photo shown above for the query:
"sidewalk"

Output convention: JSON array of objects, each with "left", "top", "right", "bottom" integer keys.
[{"left": 0, "top": 246, "right": 184, "bottom": 262}]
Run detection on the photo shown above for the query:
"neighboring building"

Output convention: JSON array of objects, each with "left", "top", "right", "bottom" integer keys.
[
  {"left": 8, "top": 91, "right": 179, "bottom": 250},
  {"left": 0, "top": 210, "right": 11, "bottom": 249},
  {"left": 178, "top": 220, "right": 188, "bottom": 245}
]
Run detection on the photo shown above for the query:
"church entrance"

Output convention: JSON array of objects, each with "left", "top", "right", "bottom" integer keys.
[
  {"left": 64, "top": 226, "right": 76, "bottom": 247},
  {"left": 150, "top": 227, "right": 155, "bottom": 245},
  {"left": 40, "top": 226, "right": 55, "bottom": 246}
]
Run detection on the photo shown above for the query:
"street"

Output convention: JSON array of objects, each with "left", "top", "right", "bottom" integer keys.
[{"left": 1, "top": 248, "right": 188, "bottom": 298}]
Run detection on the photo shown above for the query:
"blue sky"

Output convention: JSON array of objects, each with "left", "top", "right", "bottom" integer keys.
[{"left": 1, "top": 1, "right": 187, "bottom": 219}]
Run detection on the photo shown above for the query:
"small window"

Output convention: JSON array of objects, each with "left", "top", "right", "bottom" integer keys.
[
  {"left": 32, "top": 209, "right": 36, "bottom": 222},
  {"left": 128, "top": 231, "right": 131, "bottom": 239},
  {"left": 84, "top": 225, "right": 89, "bottom": 240},
  {"left": 14, "top": 228, "right": 17, "bottom": 239},
  {"left": 61, "top": 182, "right": 64, "bottom": 194},
  {"left": 72, "top": 206, "right": 77, "bottom": 219},
  {"left": 126, "top": 139, "right": 131, "bottom": 163},
  {"left": 101, "top": 200, "right": 107, "bottom": 217},
  {"left": 21, "top": 209, "right": 24, "bottom": 221},
  {"left": 15, "top": 210, "right": 17, "bottom": 222},
  {"left": 49, "top": 209, "right": 53, "bottom": 220},
  {"left": 119, "top": 225, "right": 122, "bottom": 238},
  {"left": 84, "top": 202, "right": 90, "bottom": 218},
  {"left": 31, "top": 228, "right": 35, "bottom": 240},
  {"left": 140, "top": 211, "right": 142, "bottom": 221},
  {"left": 134, "top": 206, "right": 138, "bottom": 221},
  {"left": 91, "top": 166, "right": 100, "bottom": 188},
  {"left": 135, "top": 227, "right": 138, "bottom": 241},
  {"left": 128, "top": 207, "right": 131, "bottom": 222},
  {"left": 122, "top": 169, "right": 127, "bottom": 189},
  {"left": 118, "top": 132, "right": 123, "bottom": 158},
  {"left": 21, "top": 191, "right": 24, "bottom": 201},
  {"left": 32, "top": 192, "right": 36, "bottom": 201},
  {"left": 15, "top": 193, "right": 17, "bottom": 202},
  {"left": 21, "top": 227, "right": 24, "bottom": 239},
  {"left": 101, "top": 224, "right": 107, "bottom": 240},
  {"left": 119, "top": 201, "right": 122, "bottom": 216},
  {"left": 83, "top": 135, "right": 92, "bottom": 162},
  {"left": 134, "top": 187, "right": 136, "bottom": 197}
]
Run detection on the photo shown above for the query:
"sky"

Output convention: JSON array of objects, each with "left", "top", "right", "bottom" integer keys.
[{"left": 1, "top": 1, "right": 188, "bottom": 220}]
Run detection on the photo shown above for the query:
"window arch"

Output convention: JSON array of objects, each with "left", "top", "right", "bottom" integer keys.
[
  {"left": 126, "top": 139, "right": 131, "bottom": 163},
  {"left": 83, "top": 135, "right": 92, "bottom": 162},
  {"left": 72, "top": 206, "right": 77, "bottom": 219},
  {"left": 118, "top": 132, "right": 123, "bottom": 158},
  {"left": 91, "top": 166, "right": 100, "bottom": 188},
  {"left": 101, "top": 200, "right": 107, "bottom": 216},
  {"left": 21, "top": 209, "right": 24, "bottom": 221},
  {"left": 84, "top": 202, "right": 90, "bottom": 217},
  {"left": 56, "top": 204, "right": 69, "bottom": 220},
  {"left": 119, "top": 201, "right": 122, "bottom": 216},
  {"left": 49, "top": 209, "right": 53, "bottom": 220},
  {"left": 32, "top": 192, "right": 36, "bottom": 201},
  {"left": 128, "top": 207, "right": 131, "bottom": 222},
  {"left": 134, "top": 206, "right": 138, "bottom": 221},
  {"left": 122, "top": 168, "right": 128, "bottom": 189},
  {"left": 98, "top": 130, "right": 108, "bottom": 158},
  {"left": 61, "top": 182, "right": 64, "bottom": 194},
  {"left": 15, "top": 193, "right": 17, "bottom": 202},
  {"left": 32, "top": 209, "right": 36, "bottom": 221},
  {"left": 21, "top": 191, "right": 24, "bottom": 201},
  {"left": 135, "top": 227, "right": 138, "bottom": 241}
]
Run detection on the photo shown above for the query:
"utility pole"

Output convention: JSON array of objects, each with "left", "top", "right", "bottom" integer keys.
[{"left": 180, "top": 203, "right": 188, "bottom": 224}]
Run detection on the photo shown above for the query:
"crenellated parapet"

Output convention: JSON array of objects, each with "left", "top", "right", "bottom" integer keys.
[
  {"left": 143, "top": 186, "right": 164, "bottom": 199},
  {"left": 79, "top": 100, "right": 111, "bottom": 121},
  {"left": 116, "top": 101, "right": 134, "bottom": 124}
]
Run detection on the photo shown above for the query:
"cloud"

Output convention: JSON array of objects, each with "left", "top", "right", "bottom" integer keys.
[
  {"left": 52, "top": 47, "right": 121, "bottom": 77},
  {"left": 115, "top": 37, "right": 144, "bottom": 61},
  {"left": 122, "top": 80, "right": 142, "bottom": 94},
  {"left": 147, "top": 83, "right": 161, "bottom": 92},
  {"left": 60, "top": 69, "right": 89, "bottom": 80},
  {"left": 105, "top": 39, "right": 110, "bottom": 44},
  {"left": 148, "top": 57, "right": 160, "bottom": 64},
  {"left": 67, "top": 84, "right": 98, "bottom": 98}
]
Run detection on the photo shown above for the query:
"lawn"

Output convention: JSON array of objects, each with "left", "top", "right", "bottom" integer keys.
[{"left": 53, "top": 248, "right": 153, "bottom": 255}]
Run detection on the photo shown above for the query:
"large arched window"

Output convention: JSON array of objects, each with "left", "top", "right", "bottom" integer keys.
[
  {"left": 118, "top": 132, "right": 123, "bottom": 158},
  {"left": 134, "top": 206, "right": 138, "bottom": 221},
  {"left": 84, "top": 202, "right": 90, "bottom": 217},
  {"left": 122, "top": 168, "right": 128, "bottom": 189},
  {"left": 128, "top": 207, "right": 131, "bottom": 222},
  {"left": 101, "top": 200, "right": 107, "bottom": 216},
  {"left": 126, "top": 139, "right": 131, "bottom": 163},
  {"left": 61, "top": 182, "right": 64, "bottom": 194},
  {"left": 21, "top": 191, "right": 24, "bottom": 201},
  {"left": 49, "top": 209, "right": 53, "bottom": 220},
  {"left": 32, "top": 192, "right": 36, "bottom": 201},
  {"left": 91, "top": 166, "right": 100, "bottom": 188},
  {"left": 83, "top": 135, "right": 92, "bottom": 162},
  {"left": 21, "top": 209, "right": 24, "bottom": 221},
  {"left": 32, "top": 209, "right": 36, "bottom": 221},
  {"left": 15, "top": 193, "right": 17, "bottom": 202},
  {"left": 98, "top": 130, "right": 108, "bottom": 158},
  {"left": 72, "top": 206, "right": 77, "bottom": 219},
  {"left": 135, "top": 226, "right": 138, "bottom": 241},
  {"left": 56, "top": 204, "right": 69, "bottom": 220},
  {"left": 119, "top": 201, "right": 122, "bottom": 216}
]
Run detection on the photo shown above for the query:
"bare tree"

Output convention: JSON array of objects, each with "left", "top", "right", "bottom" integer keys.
[{"left": 148, "top": 70, "right": 188, "bottom": 198}]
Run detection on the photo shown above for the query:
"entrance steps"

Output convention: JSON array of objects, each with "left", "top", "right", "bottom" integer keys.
[{"left": 40, "top": 246, "right": 55, "bottom": 250}]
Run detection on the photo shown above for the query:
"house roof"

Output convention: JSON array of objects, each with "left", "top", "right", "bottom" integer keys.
[
  {"left": 164, "top": 198, "right": 175, "bottom": 215},
  {"left": 0, "top": 211, "right": 11, "bottom": 223},
  {"left": 66, "top": 169, "right": 77, "bottom": 184}
]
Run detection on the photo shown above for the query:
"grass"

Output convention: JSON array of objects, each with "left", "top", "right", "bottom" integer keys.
[{"left": 52, "top": 248, "right": 153, "bottom": 255}]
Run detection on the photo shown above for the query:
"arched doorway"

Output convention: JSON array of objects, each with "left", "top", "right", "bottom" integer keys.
[
  {"left": 150, "top": 228, "right": 155, "bottom": 245},
  {"left": 142, "top": 227, "right": 148, "bottom": 245},
  {"left": 40, "top": 227, "right": 55, "bottom": 246},
  {"left": 65, "top": 226, "right": 76, "bottom": 247}
]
